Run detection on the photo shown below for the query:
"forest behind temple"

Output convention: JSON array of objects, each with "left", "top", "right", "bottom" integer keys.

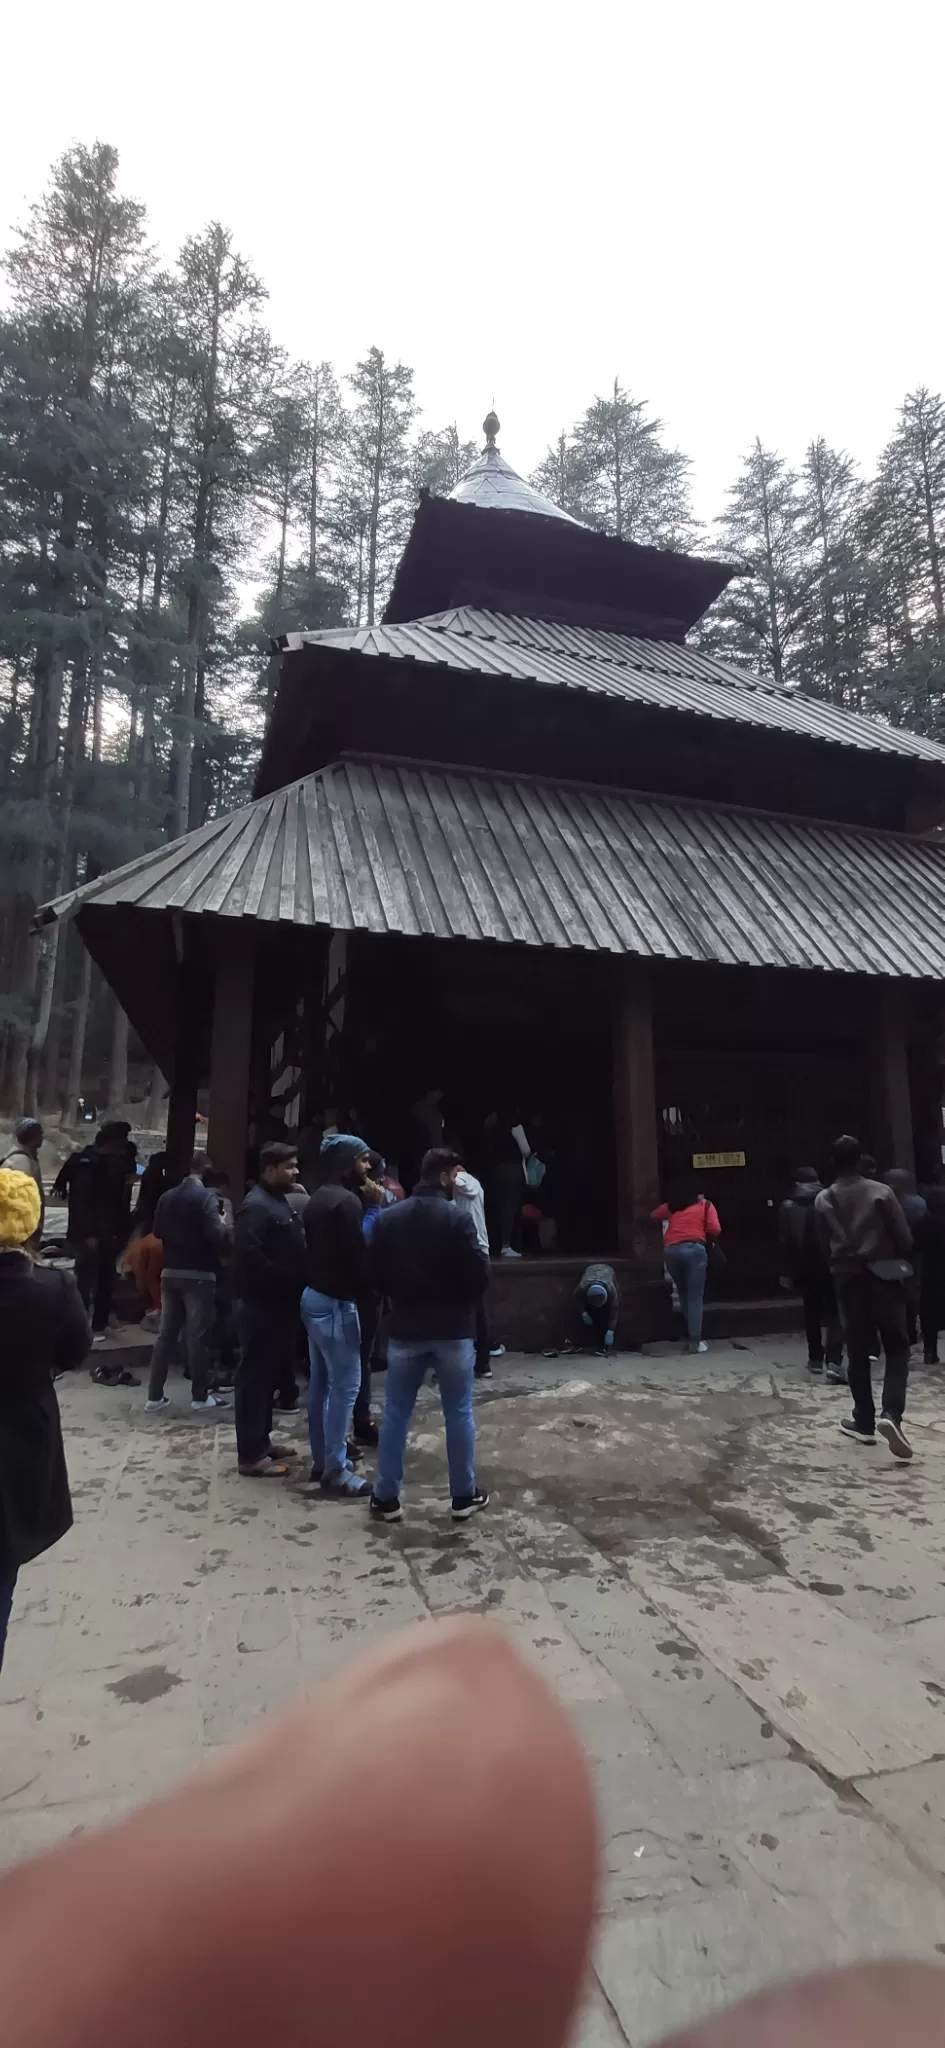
[{"left": 2, "top": 142, "right": 944, "bottom": 1119}]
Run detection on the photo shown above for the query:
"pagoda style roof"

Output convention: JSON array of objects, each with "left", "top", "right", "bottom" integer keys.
[
  {"left": 447, "top": 412, "right": 579, "bottom": 523},
  {"left": 282, "top": 607, "right": 945, "bottom": 769},
  {"left": 39, "top": 757, "right": 945, "bottom": 982}
]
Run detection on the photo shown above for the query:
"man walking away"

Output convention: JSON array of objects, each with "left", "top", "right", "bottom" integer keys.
[
  {"left": 368, "top": 1148, "right": 489, "bottom": 1523},
  {"left": 2, "top": 1120, "right": 45, "bottom": 1250},
  {"left": 233, "top": 1144, "right": 307, "bottom": 1478},
  {"left": 779, "top": 1167, "right": 844, "bottom": 1381},
  {"left": 574, "top": 1263, "right": 619, "bottom": 1352},
  {"left": 815, "top": 1135, "right": 914, "bottom": 1460},
  {"left": 454, "top": 1163, "right": 504, "bottom": 1377},
  {"left": 146, "top": 1154, "right": 231, "bottom": 1413},
  {"left": 302, "top": 1134, "right": 373, "bottom": 1499}
]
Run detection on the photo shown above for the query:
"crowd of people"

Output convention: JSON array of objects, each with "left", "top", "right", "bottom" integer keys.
[{"left": 0, "top": 1110, "right": 939, "bottom": 1671}]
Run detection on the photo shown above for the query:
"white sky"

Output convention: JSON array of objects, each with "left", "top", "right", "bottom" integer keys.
[{"left": 2, "top": 0, "right": 943, "bottom": 527}]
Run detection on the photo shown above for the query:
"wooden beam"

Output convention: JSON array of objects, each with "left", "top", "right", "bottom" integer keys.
[
  {"left": 613, "top": 964, "right": 660, "bottom": 1260},
  {"left": 869, "top": 983, "right": 915, "bottom": 1176},
  {"left": 207, "top": 925, "right": 256, "bottom": 1201},
  {"left": 164, "top": 961, "right": 202, "bottom": 1183}
]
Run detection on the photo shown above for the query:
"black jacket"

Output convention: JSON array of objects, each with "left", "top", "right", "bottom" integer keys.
[
  {"left": 367, "top": 1183, "right": 488, "bottom": 1340},
  {"left": 55, "top": 1145, "right": 133, "bottom": 1246},
  {"left": 304, "top": 1184, "right": 366, "bottom": 1301},
  {"left": 0, "top": 1255, "right": 89, "bottom": 1578},
  {"left": 778, "top": 1183, "right": 827, "bottom": 1276},
  {"left": 233, "top": 1184, "right": 307, "bottom": 1307},
  {"left": 153, "top": 1176, "right": 230, "bottom": 1277}
]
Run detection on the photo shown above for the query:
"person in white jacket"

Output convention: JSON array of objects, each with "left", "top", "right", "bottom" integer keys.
[{"left": 454, "top": 1168, "right": 505, "bottom": 1377}]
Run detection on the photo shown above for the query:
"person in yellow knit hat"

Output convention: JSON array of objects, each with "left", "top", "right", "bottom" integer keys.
[{"left": 0, "top": 1168, "right": 90, "bottom": 1671}]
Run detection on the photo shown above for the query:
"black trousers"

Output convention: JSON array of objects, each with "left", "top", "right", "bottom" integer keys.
[
  {"left": 800, "top": 1270, "right": 843, "bottom": 1367},
  {"left": 354, "top": 1293, "right": 378, "bottom": 1431},
  {"left": 74, "top": 1242, "right": 118, "bottom": 1332},
  {"left": 920, "top": 1251, "right": 945, "bottom": 1360},
  {"left": 835, "top": 1272, "right": 910, "bottom": 1429},
  {"left": 235, "top": 1302, "right": 299, "bottom": 1466}
]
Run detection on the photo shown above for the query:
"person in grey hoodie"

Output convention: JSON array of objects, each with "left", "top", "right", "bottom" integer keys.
[
  {"left": 1, "top": 1120, "right": 44, "bottom": 1250},
  {"left": 815, "top": 1135, "right": 914, "bottom": 1460}
]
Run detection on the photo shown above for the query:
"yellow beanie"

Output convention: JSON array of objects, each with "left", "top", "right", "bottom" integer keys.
[{"left": 0, "top": 1167, "right": 41, "bottom": 1246}]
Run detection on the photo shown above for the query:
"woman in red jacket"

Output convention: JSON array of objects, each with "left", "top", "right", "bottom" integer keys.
[{"left": 651, "top": 1179, "right": 722, "bottom": 1354}]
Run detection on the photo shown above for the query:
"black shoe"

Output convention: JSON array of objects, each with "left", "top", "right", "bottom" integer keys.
[
  {"left": 807, "top": 1358, "right": 824, "bottom": 1374},
  {"left": 839, "top": 1416, "right": 877, "bottom": 1445},
  {"left": 474, "top": 1365, "right": 493, "bottom": 1379},
  {"left": 924, "top": 1352, "right": 940, "bottom": 1366},
  {"left": 273, "top": 1399, "right": 300, "bottom": 1415},
  {"left": 878, "top": 1415, "right": 913, "bottom": 1461},
  {"left": 451, "top": 1489, "right": 489, "bottom": 1521},
  {"left": 370, "top": 1492, "right": 403, "bottom": 1522},
  {"left": 825, "top": 1364, "right": 847, "bottom": 1385},
  {"left": 353, "top": 1420, "right": 379, "bottom": 1447}
]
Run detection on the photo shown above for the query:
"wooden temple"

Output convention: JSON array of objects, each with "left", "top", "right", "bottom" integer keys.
[{"left": 38, "top": 412, "right": 945, "bottom": 1342}]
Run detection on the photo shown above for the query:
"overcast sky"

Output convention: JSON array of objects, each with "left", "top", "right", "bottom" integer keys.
[{"left": 3, "top": 0, "right": 942, "bottom": 526}]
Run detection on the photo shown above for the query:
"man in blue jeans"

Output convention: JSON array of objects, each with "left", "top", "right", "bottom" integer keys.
[
  {"left": 367, "top": 1148, "right": 489, "bottom": 1523},
  {"left": 302, "top": 1133, "right": 373, "bottom": 1499}
]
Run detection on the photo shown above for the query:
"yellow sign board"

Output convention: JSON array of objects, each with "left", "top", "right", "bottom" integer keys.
[{"left": 692, "top": 1151, "right": 746, "bottom": 1170}]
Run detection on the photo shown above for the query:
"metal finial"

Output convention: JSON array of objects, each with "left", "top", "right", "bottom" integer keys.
[{"left": 483, "top": 410, "right": 500, "bottom": 448}]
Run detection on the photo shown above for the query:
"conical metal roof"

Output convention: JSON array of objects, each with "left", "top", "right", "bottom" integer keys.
[{"left": 448, "top": 412, "right": 580, "bottom": 523}]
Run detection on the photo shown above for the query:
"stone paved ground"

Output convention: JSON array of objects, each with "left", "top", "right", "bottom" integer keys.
[{"left": 4, "top": 1336, "right": 945, "bottom": 2043}]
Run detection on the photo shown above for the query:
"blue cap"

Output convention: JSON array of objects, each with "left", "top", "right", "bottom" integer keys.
[{"left": 586, "top": 1282, "right": 608, "bottom": 1307}]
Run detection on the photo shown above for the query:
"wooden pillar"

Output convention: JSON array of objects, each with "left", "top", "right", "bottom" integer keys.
[
  {"left": 613, "top": 963, "right": 661, "bottom": 1259},
  {"left": 207, "top": 924, "right": 256, "bottom": 1201},
  {"left": 165, "top": 966, "right": 202, "bottom": 1185},
  {"left": 869, "top": 982, "right": 915, "bottom": 1176}
]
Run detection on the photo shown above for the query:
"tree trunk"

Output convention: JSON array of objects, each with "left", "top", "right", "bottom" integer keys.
[
  {"left": 145, "top": 1062, "right": 167, "bottom": 1129},
  {"left": 918, "top": 426, "right": 945, "bottom": 632},
  {"left": 40, "top": 917, "right": 71, "bottom": 1110},
  {"left": 366, "top": 378, "right": 385, "bottom": 627},
  {"left": 66, "top": 944, "right": 93, "bottom": 1118}
]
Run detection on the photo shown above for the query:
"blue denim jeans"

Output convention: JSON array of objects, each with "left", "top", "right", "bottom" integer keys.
[
  {"left": 301, "top": 1289, "right": 362, "bottom": 1481},
  {"left": 0, "top": 1569, "right": 17, "bottom": 1673},
  {"left": 375, "top": 1337, "right": 476, "bottom": 1502},
  {"left": 664, "top": 1241, "right": 708, "bottom": 1342}
]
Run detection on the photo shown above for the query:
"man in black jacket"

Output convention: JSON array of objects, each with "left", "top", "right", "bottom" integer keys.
[
  {"left": 368, "top": 1148, "right": 489, "bottom": 1523},
  {"left": 815, "top": 1134, "right": 914, "bottom": 1459},
  {"left": 302, "top": 1133, "right": 372, "bottom": 1498},
  {"left": 146, "top": 1154, "right": 231, "bottom": 1413},
  {"left": 778, "top": 1167, "right": 844, "bottom": 1381},
  {"left": 233, "top": 1143, "right": 307, "bottom": 1476},
  {"left": 54, "top": 1122, "right": 135, "bottom": 1360}
]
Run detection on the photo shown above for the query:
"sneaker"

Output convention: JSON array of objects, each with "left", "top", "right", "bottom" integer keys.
[
  {"left": 500, "top": 1247, "right": 521, "bottom": 1259},
  {"left": 807, "top": 1358, "right": 825, "bottom": 1375},
  {"left": 685, "top": 1340, "right": 709, "bottom": 1355},
  {"left": 191, "top": 1393, "right": 229, "bottom": 1410},
  {"left": 474, "top": 1364, "right": 493, "bottom": 1380},
  {"left": 839, "top": 1416, "right": 877, "bottom": 1445},
  {"left": 141, "top": 1309, "right": 162, "bottom": 1332},
  {"left": 924, "top": 1352, "right": 940, "bottom": 1366},
  {"left": 878, "top": 1415, "right": 913, "bottom": 1461},
  {"left": 273, "top": 1398, "right": 300, "bottom": 1415},
  {"left": 353, "top": 1420, "right": 379, "bottom": 1448},
  {"left": 451, "top": 1489, "right": 489, "bottom": 1521},
  {"left": 321, "top": 1472, "right": 372, "bottom": 1499},
  {"left": 824, "top": 1365, "right": 847, "bottom": 1385},
  {"left": 370, "top": 1493, "right": 403, "bottom": 1522},
  {"left": 145, "top": 1395, "right": 171, "bottom": 1412},
  {"left": 91, "top": 1333, "right": 110, "bottom": 1348},
  {"left": 489, "top": 1344, "right": 506, "bottom": 1358}
]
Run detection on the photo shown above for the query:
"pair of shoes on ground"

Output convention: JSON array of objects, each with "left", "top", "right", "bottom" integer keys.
[
  {"left": 90, "top": 1363, "right": 139, "bottom": 1387},
  {"left": 238, "top": 1444, "right": 299, "bottom": 1477},
  {"left": 145, "top": 1392, "right": 230, "bottom": 1413},
  {"left": 809, "top": 1358, "right": 848, "bottom": 1384},
  {"left": 369, "top": 1489, "right": 489, "bottom": 1525},
  {"left": 840, "top": 1414, "right": 912, "bottom": 1460}
]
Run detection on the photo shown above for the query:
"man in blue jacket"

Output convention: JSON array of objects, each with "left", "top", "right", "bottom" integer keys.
[
  {"left": 368, "top": 1148, "right": 489, "bottom": 1523},
  {"left": 146, "top": 1152, "right": 231, "bottom": 1412}
]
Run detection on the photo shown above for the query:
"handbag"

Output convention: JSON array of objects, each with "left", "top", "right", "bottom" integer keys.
[
  {"left": 702, "top": 1201, "right": 726, "bottom": 1273},
  {"left": 867, "top": 1258, "right": 912, "bottom": 1282}
]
